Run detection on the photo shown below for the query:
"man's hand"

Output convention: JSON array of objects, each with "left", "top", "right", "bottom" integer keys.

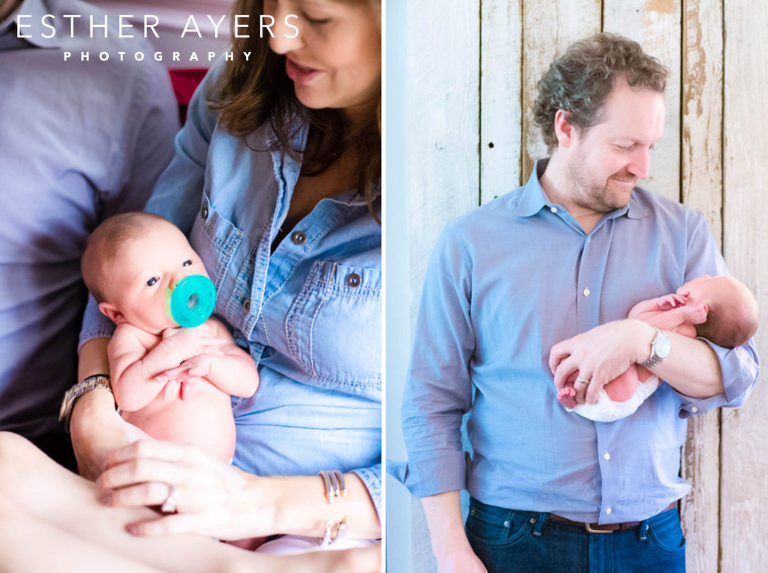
[
  {"left": 549, "top": 319, "right": 655, "bottom": 405},
  {"left": 420, "top": 491, "right": 487, "bottom": 573},
  {"left": 69, "top": 388, "right": 150, "bottom": 480},
  {"left": 434, "top": 547, "right": 488, "bottom": 573}
]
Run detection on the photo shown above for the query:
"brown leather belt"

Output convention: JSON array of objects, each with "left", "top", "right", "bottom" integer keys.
[{"left": 548, "top": 502, "right": 677, "bottom": 534}]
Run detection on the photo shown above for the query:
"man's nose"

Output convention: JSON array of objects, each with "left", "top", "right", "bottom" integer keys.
[
  {"left": 627, "top": 147, "right": 651, "bottom": 180},
  {"left": 268, "top": 9, "right": 303, "bottom": 55}
]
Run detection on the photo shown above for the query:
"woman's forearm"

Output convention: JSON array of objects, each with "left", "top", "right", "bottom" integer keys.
[{"left": 243, "top": 472, "right": 381, "bottom": 540}]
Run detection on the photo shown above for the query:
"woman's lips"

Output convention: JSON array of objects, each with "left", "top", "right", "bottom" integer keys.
[{"left": 285, "top": 58, "right": 322, "bottom": 83}]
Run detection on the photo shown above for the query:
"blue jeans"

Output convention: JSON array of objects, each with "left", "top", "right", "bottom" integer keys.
[{"left": 466, "top": 498, "right": 686, "bottom": 573}]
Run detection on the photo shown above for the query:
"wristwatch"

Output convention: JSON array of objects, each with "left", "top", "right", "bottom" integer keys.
[
  {"left": 58, "top": 374, "right": 113, "bottom": 430},
  {"left": 640, "top": 329, "right": 671, "bottom": 369}
]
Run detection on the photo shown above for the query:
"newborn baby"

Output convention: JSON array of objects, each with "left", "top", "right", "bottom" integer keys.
[
  {"left": 81, "top": 212, "right": 259, "bottom": 460},
  {"left": 557, "top": 275, "right": 759, "bottom": 422}
]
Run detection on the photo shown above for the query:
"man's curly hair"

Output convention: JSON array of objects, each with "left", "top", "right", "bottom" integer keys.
[{"left": 533, "top": 33, "right": 669, "bottom": 151}]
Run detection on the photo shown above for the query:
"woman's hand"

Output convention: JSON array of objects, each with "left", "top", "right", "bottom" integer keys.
[{"left": 95, "top": 439, "right": 264, "bottom": 540}]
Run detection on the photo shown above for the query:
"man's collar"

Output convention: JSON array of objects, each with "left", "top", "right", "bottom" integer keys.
[
  {"left": 510, "top": 157, "right": 650, "bottom": 220},
  {"left": 1, "top": 0, "right": 60, "bottom": 49},
  {"left": 509, "top": 159, "right": 552, "bottom": 217}
]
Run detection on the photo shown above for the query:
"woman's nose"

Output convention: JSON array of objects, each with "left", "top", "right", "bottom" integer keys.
[{"left": 268, "top": 10, "right": 303, "bottom": 55}]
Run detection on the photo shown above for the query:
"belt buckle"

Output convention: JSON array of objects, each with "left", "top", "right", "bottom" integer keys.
[{"left": 585, "top": 522, "right": 614, "bottom": 534}]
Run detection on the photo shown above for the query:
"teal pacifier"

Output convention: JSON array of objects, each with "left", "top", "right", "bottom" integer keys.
[{"left": 167, "top": 275, "right": 216, "bottom": 328}]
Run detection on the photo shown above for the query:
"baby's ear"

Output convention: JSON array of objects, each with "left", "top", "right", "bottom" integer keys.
[{"left": 98, "top": 302, "right": 125, "bottom": 325}]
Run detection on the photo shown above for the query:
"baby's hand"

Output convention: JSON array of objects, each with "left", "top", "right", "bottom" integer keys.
[
  {"left": 159, "top": 327, "right": 226, "bottom": 364},
  {"left": 682, "top": 302, "right": 709, "bottom": 325},
  {"left": 656, "top": 293, "right": 687, "bottom": 310}
]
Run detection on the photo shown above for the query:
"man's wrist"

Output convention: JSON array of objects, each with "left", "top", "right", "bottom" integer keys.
[{"left": 60, "top": 374, "right": 113, "bottom": 430}]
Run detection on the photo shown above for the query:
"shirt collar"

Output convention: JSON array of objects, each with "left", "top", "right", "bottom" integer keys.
[
  {"left": 1, "top": 0, "right": 60, "bottom": 49},
  {"left": 511, "top": 157, "right": 650, "bottom": 220}
]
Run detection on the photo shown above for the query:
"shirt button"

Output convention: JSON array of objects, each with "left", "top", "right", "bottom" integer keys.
[
  {"left": 201, "top": 204, "right": 209, "bottom": 219},
  {"left": 583, "top": 288, "right": 591, "bottom": 297},
  {"left": 603, "top": 452, "right": 611, "bottom": 461},
  {"left": 346, "top": 273, "right": 361, "bottom": 287},
  {"left": 691, "top": 406, "right": 699, "bottom": 413},
  {"left": 550, "top": 207, "right": 558, "bottom": 213},
  {"left": 605, "top": 507, "right": 613, "bottom": 515},
  {"left": 291, "top": 231, "right": 306, "bottom": 244},
  {"left": 242, "top": 298, "right": 251, "bottom": 312}
]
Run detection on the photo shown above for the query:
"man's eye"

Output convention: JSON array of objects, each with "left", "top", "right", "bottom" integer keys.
[
  {"left": 182, "top": 260, "right": 192, "bottom": 267},
  {"left": 146, "top": 277, "right": 159, "bottom": 287}
]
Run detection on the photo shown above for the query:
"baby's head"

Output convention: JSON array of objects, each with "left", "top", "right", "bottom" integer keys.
[
  {"left": 677, "top": 275, "right": 759, "bottom": 348},
  {"left": 82, "top": 213, "right": 209, "bottom": 334}
]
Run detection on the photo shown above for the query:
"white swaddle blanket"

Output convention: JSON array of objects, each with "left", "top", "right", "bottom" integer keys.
[{"left": 569, "top": 376, "right": 660, "bottom": 422}]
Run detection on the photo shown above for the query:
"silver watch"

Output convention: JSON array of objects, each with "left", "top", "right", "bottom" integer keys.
[
  {"left": 640, "top": 329, "right": 671, "bottom": 369},
  {"left": 59, "top": 374, "right": 112, "bottom": 430}
]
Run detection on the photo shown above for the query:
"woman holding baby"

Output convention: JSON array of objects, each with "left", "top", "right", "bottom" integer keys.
[{"left": 0, "top": 0, "right": 382, "bottom": 570}]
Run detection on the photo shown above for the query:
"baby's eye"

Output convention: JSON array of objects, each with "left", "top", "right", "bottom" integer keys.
[
  {"left": 146, "top": 277, "right": 159, "bottom": 287},
  {"left": 182, "top": 260, "right": 192, "bottom": 267}
]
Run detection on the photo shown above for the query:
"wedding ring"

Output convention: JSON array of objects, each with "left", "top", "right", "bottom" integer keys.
[
  {"left": 161, "top": 484, "right": 178, "bottom": 513},
  {"left": 575, "top": 376, "right": 590, "bottom": 385}
]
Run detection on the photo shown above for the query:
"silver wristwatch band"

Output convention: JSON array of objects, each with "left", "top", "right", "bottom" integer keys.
[
  {"left": 58, "top": 374, "right": 112, "bottom": 431},
  {"left": 639, "top": 329, "right": 669, "bottom": 369}
]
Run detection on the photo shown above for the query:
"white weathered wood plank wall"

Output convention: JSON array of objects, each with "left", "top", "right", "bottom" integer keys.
[
  {"left": 399, "top": 1, "right": 767, "bottom": 571},
  {"left": 719, "top": 2, "right": 768, "bottom": 571}
]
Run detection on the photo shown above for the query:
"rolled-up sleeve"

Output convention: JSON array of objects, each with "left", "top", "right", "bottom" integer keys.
[
  {"left": 351, "top": 463, "right": 382, "bottom": 521},
  {"left": 400, "top": 223, "right": 475, "bottom": 497},
  {"left": 678, "top": 338, "right": 759, "bottom": 417},
  {"left": 675, "top": 210, "right": 760, "bottom": 417}
]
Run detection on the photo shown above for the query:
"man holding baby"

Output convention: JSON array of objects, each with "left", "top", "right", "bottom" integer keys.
[{"left": 400, "top": 32, "right": 759, "bottom": 573}]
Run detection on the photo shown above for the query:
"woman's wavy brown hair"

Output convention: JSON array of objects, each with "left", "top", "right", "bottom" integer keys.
[
  {"left": 533, "top": 33, "right": 668, "bottom": 151},
  {"left": 209, "top": 0, "right": 381, "bottom": 217}
]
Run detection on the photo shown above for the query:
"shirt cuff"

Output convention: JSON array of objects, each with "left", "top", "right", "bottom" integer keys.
[
  {"left": 387, "top": 451, "right": 468, "bottom": 498},
  {"left": 78, "top": 295, "right": 115, "bottom": 352},
  {"left": 351, "top": 463, "right": 382, "bottom": 522},
  {"left": 677, "top": 338, "right": 759, "bottom": 418}
]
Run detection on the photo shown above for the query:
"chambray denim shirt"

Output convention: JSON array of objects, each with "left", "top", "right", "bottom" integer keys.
[
  {"left": 0, "top": 0, "right": 177, "bottom": 438},
  {"left": 80, "top": 58, "right": 382, "bottom": 515},
  {"left": 399, "top": 160, "right": 758, "bottom": 524}
]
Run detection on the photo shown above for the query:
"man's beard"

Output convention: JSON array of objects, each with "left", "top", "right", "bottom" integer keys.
[{"left": 567, "top": 159, "right": 636, "bottom": 213}]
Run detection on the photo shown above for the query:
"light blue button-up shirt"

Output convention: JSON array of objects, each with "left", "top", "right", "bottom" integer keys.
[
  {"left": 80, "top": 57, "right": 382, "bottom": 515},
  {"left": 400, "top": 160, "right": 758, "bottom": 524},
  {"left": 0, "top": 0, "right": 177, "bottom": 438}
]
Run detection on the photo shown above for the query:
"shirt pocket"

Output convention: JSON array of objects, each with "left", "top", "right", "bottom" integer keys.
[
  {"left": 285, "top": 260, "right": 381, "bottom": 398},
  {"left": 188, "top": 190, "right": 245, "bottom": 294}
]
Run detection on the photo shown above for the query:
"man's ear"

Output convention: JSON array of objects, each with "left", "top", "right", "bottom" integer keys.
[
  {"left": 98, "top": 302, "right": 125, "bottom": 325},
  {"left": 554, "top": 109, "right": 575, "bottom": 148}
]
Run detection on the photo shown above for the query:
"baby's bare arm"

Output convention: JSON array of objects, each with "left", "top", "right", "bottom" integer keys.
[
  {"left": 162, "top": 319, "right": 259, "bottom": 397},
  {"left": 109, "top": 327, "right": 165, "bottom": 412}
]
